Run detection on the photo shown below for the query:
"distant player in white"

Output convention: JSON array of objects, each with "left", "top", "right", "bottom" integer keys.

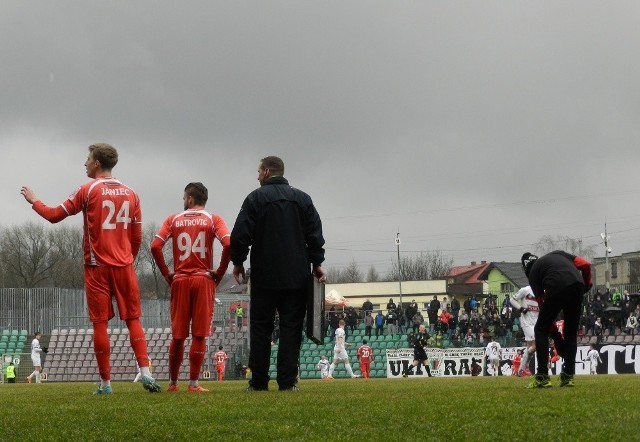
[
  {"left": 327, "top": 320, "right": 359, "bottom": 379},
  {"left": 485, "top": 336, "right": 502, "bottom": 376},
  {"left": 510, "top": 286, "right": 539, "bottom": 376},
  {"left": 584, "top": 345, "right": 602, "bottom": 375},
  {"left": 26, "top": 332, "right": 43, "bottom": 384},
  {"left": 317, "top": 355, "right": 330, "bottom": 379}
]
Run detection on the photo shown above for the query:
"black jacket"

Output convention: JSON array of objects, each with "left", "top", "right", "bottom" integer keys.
[
  {"left": 527, "top": 250, "right": 584, "bottom": 299},
  {"left": 230, "top": 176, "right": 325, "bottom": 290}
]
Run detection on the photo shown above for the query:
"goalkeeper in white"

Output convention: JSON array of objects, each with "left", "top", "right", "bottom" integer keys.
[{"left": 510, "top": 286, "right": 540, "bottom": 376}]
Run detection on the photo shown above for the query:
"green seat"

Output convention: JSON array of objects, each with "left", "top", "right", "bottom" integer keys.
[
  {"left": 20, "top": 330, "right": 28, "bottom": 336},
  {"left": 18, "top": 335, "right": 26, "bottom": 342},
  {"left": 1, "top": 330, "right": 10, "bottom": 336},
  {"left": 0, "top": 335, "right": 8, "bottom": 343},
  {"left": 10, "top": 330, "right": 19, "bottom": 336},
  {"left": 9, "top": 336, "right": 17, "bottom": 343}
]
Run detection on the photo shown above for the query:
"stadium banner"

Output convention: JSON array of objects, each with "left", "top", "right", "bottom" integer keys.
[
  {"left": 385, "top": 347, "right": 486, "bottom": 378},
  {"left": 386, "top": 344, "right": 640, "bottom": 377}
]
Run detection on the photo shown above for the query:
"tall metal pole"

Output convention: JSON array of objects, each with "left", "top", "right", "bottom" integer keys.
[
  {"left": 603, "top": 223, "right": 611, "bottom": 290},
  {"left": 395, "top": 230, "right": 403, "bottom": 312}
]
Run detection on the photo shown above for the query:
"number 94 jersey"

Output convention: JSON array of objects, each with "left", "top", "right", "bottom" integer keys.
[{"left": 155, "top": 209, "right": 230, "bottom": 275}]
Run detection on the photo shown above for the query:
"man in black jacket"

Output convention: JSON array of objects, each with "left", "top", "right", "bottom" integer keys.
[
  {"left": 428, "top": 296, "right": 440, "bottom": 333},
  {"left": 521, "top": 250, "right": 592, "bottom": 388},
  {"left": 231, "top": 156, "right": 326, "bottom": 391}
]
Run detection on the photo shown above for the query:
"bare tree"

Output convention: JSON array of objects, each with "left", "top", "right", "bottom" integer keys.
[
  {"left": 366, "top": 265, "right": 380, "bottom": 282},
  {"left": 0, "top": 222, "right": 66, "bottom": 287},
  {"left": 135, "top": 222, "right": 171, "bottom": 299},
  {"left": 47, "top": 225, "right": 84, "bottom": 288},
  {"left": 342, "top": 259, "right": 363, "bottom": 283},
  {"left": 325, "top": 267, "right": 344, "bottom": 284},
  {"left": 533, "top": 235, "right": 597, "bottom": 261},
  {"left": 387, "top": 250, "right": 453, "bottom": 281}
]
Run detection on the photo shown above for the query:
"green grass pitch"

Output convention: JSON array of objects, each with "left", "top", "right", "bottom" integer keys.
[{"left": 2, "top": 375, "right": 638, "bottom": 441}]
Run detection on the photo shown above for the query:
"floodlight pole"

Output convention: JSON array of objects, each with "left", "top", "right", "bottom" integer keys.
[
  {"left": 602, "top": 223, "right": 611, "bottom": 290},
  {"left": 396, "top": 230, "right": 403, "bottom": 314}
]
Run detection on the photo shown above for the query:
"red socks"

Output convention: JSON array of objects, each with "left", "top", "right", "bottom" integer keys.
[
  {"left": 92, "top": 321, "right": 111, "bottom": 380},
  {"left": 189, "top": 337, "right": 206, "bottom": 381}
]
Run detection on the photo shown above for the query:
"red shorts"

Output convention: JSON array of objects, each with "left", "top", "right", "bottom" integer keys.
[
  {"left": 84, "top": 265, "right": 141, "bottom": 322},
  {"left": 170, "top": 274, "right": 215, "bottom": 339},
  {"left": 360, "top": 361, "right": 370, "bottom": 371},
  {"left": 216, "top": 363, "right": 225, "bottom": 374}
]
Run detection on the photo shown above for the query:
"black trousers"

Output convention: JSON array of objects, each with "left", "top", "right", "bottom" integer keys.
[
  {"left": 249, "top": 286, "right": 306, "bottom": 389},
  {"left": 534, "top": 282, "right": 584, "bottom": 376}
]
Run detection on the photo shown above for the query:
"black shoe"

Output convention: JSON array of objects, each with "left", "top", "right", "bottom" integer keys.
[
  {"left": 279, "top": 385, "right": 299, "bottom": 392},
  {"left": 246, "top": 382, "right": 268, "bottom": 392}
]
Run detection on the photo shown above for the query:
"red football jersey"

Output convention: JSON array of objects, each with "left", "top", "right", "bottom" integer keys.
[
  {"left": 33, "top": 177, "right": 142, "bottom": 266},
  {"left": 214, "top": 351, "right": 228, "bottom": 364},
  {"left": 154, "top": 209, "right": 230, "bottom": 276},
  {"left": 357, "top": 344, "right": 373, "bottom": 362}
]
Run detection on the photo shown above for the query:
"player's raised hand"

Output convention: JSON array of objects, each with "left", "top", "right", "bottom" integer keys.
[{"left": 20, "top": 186, "right": 37, "bottom": 204}]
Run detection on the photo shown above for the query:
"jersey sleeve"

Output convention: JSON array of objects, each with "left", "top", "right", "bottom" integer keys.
[
  {"left": 573, "top": 256, "right": 593, "bottom": 292},
  {"left": 31, "top": 184, "right": 87, "bottom": 223},
  {"left": 130, "top": 194, "right": 143, "bottom": 257},
  {"left": 32, "top": 201, "right": 71, "bottom": 223},
  {"left": 150, "top": 216, "right": 174, "bottom": 277},
  {"left": 212, "top": 214, "right": 231, "bottom": 277}
]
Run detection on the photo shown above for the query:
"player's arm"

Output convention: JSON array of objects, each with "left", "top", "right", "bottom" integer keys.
[
  {"left": 131, "top": 221, "right": 142, "bottom": 259},
  {"left": 509, "top": 290, "right": 525, "bottom": 312},
  {"left": 214, "top": 225, "right": 231, "bottom": 284},
  {"left": 151, "top": 229, "right": 173, "bottom": 285},
  {"left": 31, "top": 201, "right": 70, "bottom": 223}
]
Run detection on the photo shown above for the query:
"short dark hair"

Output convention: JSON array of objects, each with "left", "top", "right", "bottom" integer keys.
[
  {"left": 260, "top": 156, "right": 284, "bottom": 176},
  {"left": 362, "top": 339, "right": 367, "bottom": 344},
  {"left": 184, "top": 182, "right": 208, "bottom": 206},
  {"left": 218, "top": 345, "right": 223, "bottom": 350},
  {"left": 88, "top": 143, "right": 118, "bottom": 170}
]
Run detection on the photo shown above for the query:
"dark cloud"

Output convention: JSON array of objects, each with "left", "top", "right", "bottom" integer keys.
[{"left": 2, "top": 1, "right": 639, "bottom": 275}]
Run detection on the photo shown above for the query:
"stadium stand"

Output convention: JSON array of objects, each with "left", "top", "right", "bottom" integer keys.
[{"left": 40, "top": 325, "right": 250, "bottom": 382}]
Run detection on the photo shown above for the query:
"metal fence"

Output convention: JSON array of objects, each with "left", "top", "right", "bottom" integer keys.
[{"left": 0, "top": 288, "right": 249, "bottom": 335}]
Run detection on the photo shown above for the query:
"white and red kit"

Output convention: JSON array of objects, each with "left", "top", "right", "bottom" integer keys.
[{"left": 510, "top": 286, "right": 540, "bottom": 342}]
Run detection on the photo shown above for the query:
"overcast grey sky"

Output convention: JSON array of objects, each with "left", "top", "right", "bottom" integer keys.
[{"left": 2, "top": 1, "right": 639, "bottom": 275}]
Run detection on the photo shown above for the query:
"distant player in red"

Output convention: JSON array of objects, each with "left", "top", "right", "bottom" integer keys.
[
  {"left": 357, "top": 339, "right": 374, "bottom": 379},
  {"left": 512, "top": 349, "right": 522, "bottom": 376},
  {"left": 20, "top": 143, "right": 160, "bottom": 394},
  {"left": 151, "top": 182, "right": 230, "bottom": 393},
  {"left": 214, "top": 346, "right": 229, "bottom": 381}
]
